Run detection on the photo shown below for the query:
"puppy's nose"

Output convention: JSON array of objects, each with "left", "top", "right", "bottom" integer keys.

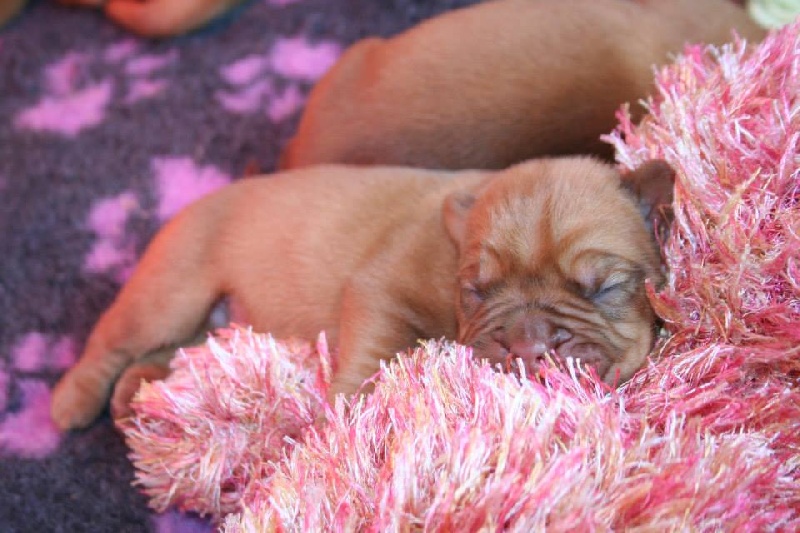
[
  {"left": 508, "top": 320, "right": 572, "bottom": 361},
  {"left": 507, "top": 340, "right": 550, "bottom": 361}
]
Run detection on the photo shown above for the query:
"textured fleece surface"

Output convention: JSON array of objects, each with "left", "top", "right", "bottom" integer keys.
[{"left": 0, "top": 1, "right": 479, "bottom": 530}]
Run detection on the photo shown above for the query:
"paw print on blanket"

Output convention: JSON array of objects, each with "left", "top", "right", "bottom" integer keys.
[
  {"left": 83, "top": 157, "right": 231, "bottom": 283},
  {"left": 0, "top": 380, "right": 61, "bottom": 458},
  {"left": 216, "top": 36, "right": 341, "bottom": 121},
  {"left": 84, "top": 190, "right": 142, "bottom": 283},
  {"left": 14, "top": 39, "right": 178, "bottom": 136},
  {"left": 11, "top": 333, "right": 77, "bottom": 374},
  {"left": 0, "top": 333, "right": 78, "bottom": 458},
  {"left": 0, "top": 156, "right": 230, "bottom": 459}
]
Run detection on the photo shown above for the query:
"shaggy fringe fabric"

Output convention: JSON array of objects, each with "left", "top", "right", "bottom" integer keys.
[
  {"left": 122, "top": 329, "right": 333, "bottom": 518},
  {"left": 120, "top": 23, "right": 800, "bottom": 531}
]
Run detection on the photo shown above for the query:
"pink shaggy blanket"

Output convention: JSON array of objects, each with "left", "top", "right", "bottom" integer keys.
[{"left": 119, "top": 23, "right": 800, "bottom": 531}]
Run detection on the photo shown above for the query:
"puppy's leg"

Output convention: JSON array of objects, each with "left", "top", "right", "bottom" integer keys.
[
  {"left": 109, "top": 347, "right": 175, "bottom": 422},
  {"left": 51, "top": 213, "right": 221, "bottom": 430},
  {"left": 329, "top": 280, "right": 421, "bottom": 402},
  {"left": 279, "top": 38, "right": 384, "bottom": 169},
  {"left": 110, "top": 322, "right": 218, "bottom": 420}
]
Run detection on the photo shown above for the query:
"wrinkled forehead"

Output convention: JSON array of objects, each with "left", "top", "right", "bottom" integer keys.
[{"left": 464, "top": 163, "right": 653, "bottom": 280}]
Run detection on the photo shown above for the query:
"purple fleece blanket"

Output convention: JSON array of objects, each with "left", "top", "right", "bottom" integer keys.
[{"left": 0, "top": 1, "right": 477, "bottom": 530}]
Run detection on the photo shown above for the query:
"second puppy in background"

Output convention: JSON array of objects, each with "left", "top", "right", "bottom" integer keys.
[{"left": 281, "top": 0, "right": 765, "bottom": 170}]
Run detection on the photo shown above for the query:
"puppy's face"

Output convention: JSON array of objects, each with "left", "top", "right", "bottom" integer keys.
[{"left": 444, "top": 157, "right": 673, "bottom": 384}]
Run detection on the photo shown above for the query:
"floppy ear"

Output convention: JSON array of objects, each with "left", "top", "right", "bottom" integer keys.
[
  {"left": 443, "top": 190, "right": 476, "bottom": 249},
  {"left": 621, "top": 159, "right": 676, "bottom": 228}
]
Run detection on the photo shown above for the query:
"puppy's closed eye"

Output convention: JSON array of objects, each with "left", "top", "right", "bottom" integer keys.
[
  {"left": 576, "top": 269, "right": 643, "bottom": 322},
  {"left": 460, "top": 283, "right": 485, "bottom": 317},
  {"left": 584, "top": 271, "right": 635, "bottom": 300}
]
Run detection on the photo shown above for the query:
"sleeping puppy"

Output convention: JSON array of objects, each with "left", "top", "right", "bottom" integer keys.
[
  {"left": 50, "top": 157, "right": 673, "bottom": 430},
  {"left": 280, "top": 0, "right": 765, "bottom": 170}
]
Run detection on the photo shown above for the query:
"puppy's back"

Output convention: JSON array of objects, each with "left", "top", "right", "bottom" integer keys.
[
  {"left": 194, "top": 166, "right": 482, "bottom": 340},
  {"left": 281, "top": 0, "right": 764, "bottom": 170}
]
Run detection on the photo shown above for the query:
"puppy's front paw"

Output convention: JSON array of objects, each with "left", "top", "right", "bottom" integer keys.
[
  {"left": 50, "top": 369, "right": 111, "bottom": 431},
  {"left": 110, "top": 362, "right": 171, "bottom": 422},
  {"left": 327, "top": 376, "right": 373, "bottom": 408}
]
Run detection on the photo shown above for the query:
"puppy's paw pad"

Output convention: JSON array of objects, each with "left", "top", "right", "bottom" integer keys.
[
  {"left": 50, "top": 378, "right": 106, "bottom": 431},
  {"left": 110, "top": 364, "right": 170, "bottom": 421}
]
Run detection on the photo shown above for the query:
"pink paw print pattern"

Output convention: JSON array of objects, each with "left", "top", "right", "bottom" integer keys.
[
  {"left": 82, "top": 157, "right": 230, "bottom": 281},
  {"left": 11, "top": 333, "right": 77, "bottom": 373},
  {"left": 0, "top": 331, "right": 79, "bottom": 458},
  {"left": 84, "top": 191, "right": 142, "bottom": 283},
  {"left": 15, "top": 39, "right": 178, "bottom": 136},
  {"left": 0, "top": 365, "right": 8, "bottom": 414},
  {"left": 0, "top": 380, "right": 61, "bottom": 459},
  {"left": 152, "top": 157, "right": 231, "bottom": 222},
  {"left": 216, "top": 36, "right": 341, "bottom": 121}
]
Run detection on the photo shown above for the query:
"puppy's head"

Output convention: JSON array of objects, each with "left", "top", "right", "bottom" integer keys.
[{"left": 443, "top": 157, "right": 673, "bottom": 384}]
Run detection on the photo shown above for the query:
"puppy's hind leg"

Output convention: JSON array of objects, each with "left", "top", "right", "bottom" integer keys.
[
  {"left": 109, "top": 347, "right": 175, "bottom": 422},
  {"left": 51, "top": 208, "right": 223, "bottom": 430},
  {"left": 109, "top": 298, "right": 232, "bottom": 422}
]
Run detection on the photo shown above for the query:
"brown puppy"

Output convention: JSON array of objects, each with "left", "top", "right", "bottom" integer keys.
[
  {"left": 50, "top": 157, "right": 673, "bottom": 430},
  {"left": 280, "top": 0, "right": 764, "bottom": 170}
]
